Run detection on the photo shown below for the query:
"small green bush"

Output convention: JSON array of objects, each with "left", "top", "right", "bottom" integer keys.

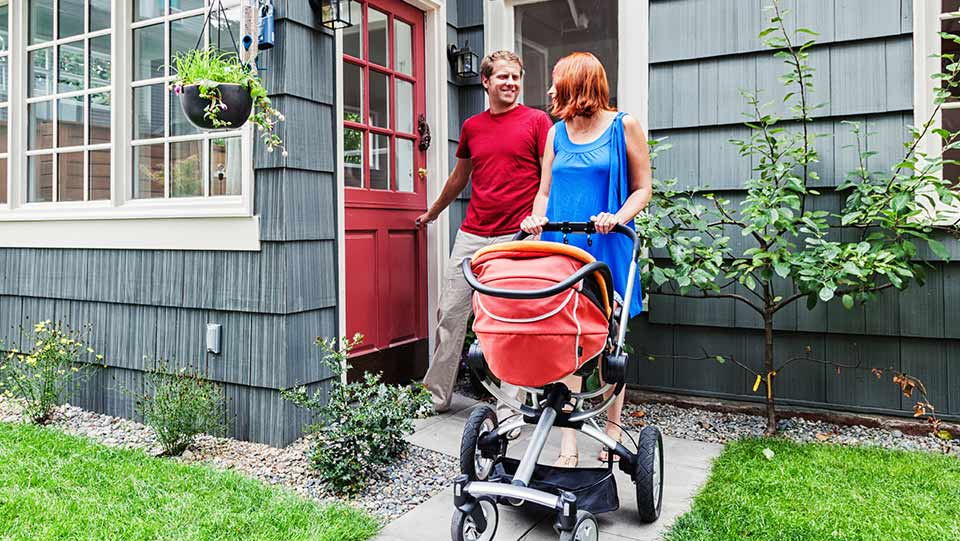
[
  {"left": 282, "top": 334, "right": 432, "bottom": 495},
  {"left": 0, "top": 320, "right": 101, "bottom": 424},
  {"left": 134, "top": 362, "right": 226, "bottom": 456}
]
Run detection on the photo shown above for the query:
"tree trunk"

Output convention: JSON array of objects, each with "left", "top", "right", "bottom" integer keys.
[{"left": 763, "top": 312, "right": 777, "bottom": 435}]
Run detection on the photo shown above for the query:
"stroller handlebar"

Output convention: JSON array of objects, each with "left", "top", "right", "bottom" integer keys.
[
  {"left": 461, "top": 257, "right": 615, "bottom": 308},
  {"left": 512, "top": 222, "right": 641, "bottom": 261}
]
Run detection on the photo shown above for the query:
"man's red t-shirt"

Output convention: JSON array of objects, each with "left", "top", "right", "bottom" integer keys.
[{"left": 456, "top": 105, "right": 554, "bottom": 237}]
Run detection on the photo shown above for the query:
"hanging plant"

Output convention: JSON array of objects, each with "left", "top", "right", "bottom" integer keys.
[{"left": 172, "top": 48, "right": 286, "bottom": 156}]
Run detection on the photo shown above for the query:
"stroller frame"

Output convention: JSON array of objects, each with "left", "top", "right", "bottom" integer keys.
[{"left": 451, "top": 223, "right": 664, "bottom": 541}]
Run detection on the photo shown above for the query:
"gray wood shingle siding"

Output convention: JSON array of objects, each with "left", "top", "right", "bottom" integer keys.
[
  {"left": 639, "top": 0, "right": 960, "bottom": 421},
  {"left": 0, "top": 13, "right": 339, "bottom": 446}
]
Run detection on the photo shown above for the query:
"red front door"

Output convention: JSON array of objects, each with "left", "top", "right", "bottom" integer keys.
[{"left": 343, "top": 0, "right": 429, "bottom": 380}]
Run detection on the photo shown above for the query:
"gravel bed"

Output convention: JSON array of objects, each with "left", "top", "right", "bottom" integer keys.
[{"left": 0, "top": 397, "right": 457, "bottom": 523}]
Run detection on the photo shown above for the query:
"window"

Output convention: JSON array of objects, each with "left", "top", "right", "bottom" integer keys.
[{"left": 1, "top": 0, "right": 9, "bottom": 205}]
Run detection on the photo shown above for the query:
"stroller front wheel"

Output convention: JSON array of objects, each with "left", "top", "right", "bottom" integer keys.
[
  {"left": 558, "top": 510, "right": 599, "bottom": 541},
  {"left": 634, "top": 425, "right": 664, "bottom": 523},
  {"left": 460, "top": 405, "right": 504, "bottom": 481},
  {"left": 451, "top": 498, "right": 498, "bottom": 541}
]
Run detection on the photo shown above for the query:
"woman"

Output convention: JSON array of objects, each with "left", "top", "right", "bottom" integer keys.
[{"left": 520, "top": 52, "right": 652, "bottom": 467}]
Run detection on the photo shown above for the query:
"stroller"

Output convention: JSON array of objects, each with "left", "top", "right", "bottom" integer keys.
[{"left": 451, "top": 222, "right": 664, "bottom": 541}]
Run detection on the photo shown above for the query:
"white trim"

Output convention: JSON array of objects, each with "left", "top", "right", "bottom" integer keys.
[
  {"left": 336, "top": 20, "right": 346, "bottom": 356},
  {"left": 0, "top": 215, "right": 260, "bottom": 250}
]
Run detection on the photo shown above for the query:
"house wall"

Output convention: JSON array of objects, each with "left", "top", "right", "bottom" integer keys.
[
  {"left": 634, "top": 0, "right": 960, "bottom": 422},
  {"left": 0, "top": 3, "right": 341, "bottom": 446}
]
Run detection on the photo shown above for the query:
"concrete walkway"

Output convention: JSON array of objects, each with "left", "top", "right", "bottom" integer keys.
[{"left": 376, "top": 394, "right": 723, "bottom": 541}]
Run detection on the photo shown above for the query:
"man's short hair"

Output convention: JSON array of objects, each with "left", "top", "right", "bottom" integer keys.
[{"left": 480, "top": 50, "right": 524, "bottom": 80}]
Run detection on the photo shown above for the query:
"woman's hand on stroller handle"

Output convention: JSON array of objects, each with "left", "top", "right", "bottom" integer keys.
[
  {"left": 513, "top": 221, "right": 640, "bottom": 258},
  {"left": 520, "top": 215, "right": 549, "bottom": 235},
  {"left": 590, "top": 212, "right": 618, "bottom": 234}
]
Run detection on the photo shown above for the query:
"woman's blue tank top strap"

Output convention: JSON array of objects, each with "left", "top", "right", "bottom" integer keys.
[{"left": 553, "top": 120, "right": 569, "bottom": 153}]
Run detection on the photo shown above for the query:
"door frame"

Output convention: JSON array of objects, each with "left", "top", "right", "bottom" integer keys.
[{"left": 336, "top": 0, "right": 448, "bottom": 377}]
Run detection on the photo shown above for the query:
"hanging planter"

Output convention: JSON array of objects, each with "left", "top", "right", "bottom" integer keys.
[{"left": 170, "top": 1, "right": 286, "bottom": 155}]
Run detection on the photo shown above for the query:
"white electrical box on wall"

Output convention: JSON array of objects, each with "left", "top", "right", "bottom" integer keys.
[{"left": 206, "top": 323, "right": 222, "bottom": 355}]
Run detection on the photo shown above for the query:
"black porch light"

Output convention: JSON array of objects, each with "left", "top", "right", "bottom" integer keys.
[
  {"left": 448, "top": 41, "right": 480, "bottom": 79},
  {"left": 318, "top": 0, "right": 353, "bottom": 30}
]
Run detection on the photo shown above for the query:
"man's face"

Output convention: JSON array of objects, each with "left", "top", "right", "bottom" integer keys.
[{"left": 482, "top": 60, "right": 522, "bottom": 107}]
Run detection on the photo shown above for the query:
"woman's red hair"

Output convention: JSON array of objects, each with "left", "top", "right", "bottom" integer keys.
[{"left": 550, "top": 52, "right": 614, "bottom": 120}]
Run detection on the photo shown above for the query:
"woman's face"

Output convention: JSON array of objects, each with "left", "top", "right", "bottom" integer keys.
[{"left": 547, "top": 76, "right": 557, "bottom": 107}]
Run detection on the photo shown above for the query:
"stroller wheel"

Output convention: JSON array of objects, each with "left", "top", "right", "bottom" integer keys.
[
  {"left": 460, "top": 406, "right": 503, "bottom": 481},
  {"left": 633, "top": 426, "right": 664, "bottom": 523},
  {"left": 558, "top": 510, "right": 599, "bottom": 541},
  {"left": 451, "top": 498, "right": 498, "bottom": 541}
]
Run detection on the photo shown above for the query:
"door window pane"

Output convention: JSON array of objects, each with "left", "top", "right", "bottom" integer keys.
[
  {"left": 89, "top": 35, "right": 111, "bottom": 88},
  {"left": 171, "top": 15, "right": 204, "bottom": 65},
  {"left": 134, "top": 84, "right": 165, "bottom": 140},
  {"left": 89, "top": 92, "right": 111, "bottom": 144},
  {"left": 134, "top": 0, "right": 164, "bottom": 22},
  {"left": 368, "top": 8, "right": 389, "bottom": 67},
  {"left": 344, "top": 128, "right": 364, "bottom": 187},
  {"left": 29, "top": 0, "right": 54, "bottom": 45},
  {"left": 133, "top": 24, "right": 164, "bottom": 80},
  {"left": 210, "top": 137, "right": 241, "bottom": 196},
  {"left": 58, "top": 95, "right": 84, "bottom": 148},
  {"left": 396, "top": 79, "right": 413, "bottom": 134},
  {"left": 29, "top": 101, "right": 53, "bottom": 150},
  {"left": 133, "top": 144, "right": 165, "bottom": 198},
  {"left": 344, "top": 62, "right": 363, "bottom": 123},
  {"left": 369, "top": 70, "right": 389, "bottom": 128},
  {"left": 0, "top": 107, "right": 6, "bottom": 153},
  {"left": 172, "top": 0, "right": 204, "bottom": 13},
  {"left": 29, "top": 47, "right": 54, "bottom": 97},
  {"left": 394, "top": 19, "right": 413, "bottom": 76},
  {"left": 169, "top": 89, "right": 198, "bottom": 136},
  {"left": 89, "top": 150, "right": 110, "bottom": 200},
  {"left": 0, "top": 58, "right": 6, "bottom": 102},
  {"left": 209, "top": 5, "right": 242, "bottom": 59},
  {"left": 58, "top": 152, "right": 84, "bottom": 201},
  {"left": 515, "top": 0, "right": 619, "bottom": 113},
  {"left": 58, "top": 40, "right": 85, "bottom": 93},
  {"left": 171, "top": 140, "right": 203, "bottom": 197},
  {"left": 28, "top": 155, "right": 54, "bottom": 202},
  {"left": 370, "top": 134, "right": 390, "bottom": 190},
  {"left": 0, "top": 159, "right": 6, "bottom": 204},
  {"left": 396, "top": 138, "right": 414, "bottom": 192},
  {"left": 90, "top": 0, "right": 111, "bottom": 32},
  {"left": 0, "top": 2, "right": 7, "bottom": 52},
  {"left": 58, "top": 0, "right": 84, "bottom": 39},
  {"left": 343, "top": 1, "right": 362, "bottom": 58}
]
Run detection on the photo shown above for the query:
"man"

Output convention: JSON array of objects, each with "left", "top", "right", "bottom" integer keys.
[{"left": 416, "top": 50, "right": 554, "bottom": 415}]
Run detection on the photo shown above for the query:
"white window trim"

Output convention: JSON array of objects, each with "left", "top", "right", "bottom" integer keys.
[
  {"left": 914, "top": 0, "right": 960, "bottom": 225},
  {"left": 0, "top": 0, "right": 261, "bottom": 251}
]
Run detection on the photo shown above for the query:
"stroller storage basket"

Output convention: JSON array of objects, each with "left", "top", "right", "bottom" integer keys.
[
  {"left": 492, "top": 457, "right": 619, "bottom": 515},
  {"left": 468, "top": 242, "right": 611, "bottom": 387}
]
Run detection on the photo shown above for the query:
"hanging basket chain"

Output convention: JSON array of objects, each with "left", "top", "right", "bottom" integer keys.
[{"left": 191, "top": 0, "right": 245, "bottom": 64}]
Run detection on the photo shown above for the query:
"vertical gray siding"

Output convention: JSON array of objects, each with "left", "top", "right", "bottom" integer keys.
[{"left": 636, "top": 0, "right": 960, "bottom": 422}]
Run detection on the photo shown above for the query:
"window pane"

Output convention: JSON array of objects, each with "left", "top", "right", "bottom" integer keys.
[
  {"left": 89, "top": 35, "right": 111, "bottom": 88},
  {"left": 29, "top": 47, "right": 54, "bottom": 97},
  {"left": 0, "top": 107, "right": 6, "bottom": 153},
  {"left": 344, "top": 128, "right": 364, "bottom": 187},
  {"left": 0, "top": 57, "right": 6, "bottom": 102},
  {"left": 395, "top": 19, "right": 413, "bottom": 76},
  {"left": 209, "top": 5, "right": 242, "bottom": 59},
  {"left": 133, "top": 144, "right": 164, "bottom": 198},
  {"left": 171, "top": 15, "right": 204, "bottom": 66},
  {"left": 58, "top": 40, "right": 85, "bottom": 93},
  {"left": 89, "top": 92, "right": 110, "bottom": 144},
  {"left": 171, "top": 141, "right": 203, "bottom": 198},
  {"left": 134, "top": 84, "right": 165, "bottom": 140},
  {"left": 0, "top": 2, "right": 7, "bottom": 52},
  {"left": 58, "top": 95, "right": 84, "bottom": 148},
  {"left": 89, "top": 0, "right": 111, "bottom": 32},
  {"left": 89, "top": 149, "right": 110, "bottom": 200},
  {"left": 29, "top": 0, "right": 54, "bottom": 45},
  {"left": 945, "top": 1, "right": 960, "bottom": 13},
  {"left": 369, "top": 70, "right": 389, "bottom": 128},
  {"left": 344, "top": 62, "right": 363, "bottom": 123},
  {"left": 370, "top": 134, "right": 390, "bottom": 190},
  {"left": 396, "top": 79, "right": 413, "bottom": 133},
  {"left": 368, "top": 8, "right": 388, "bottom": 67},
  {"left": 134, "top": 0, "right": 164, "bottom": 22},
  {"left": 943, "top": 109, "right": 960, "bottom": 186},
  {"left": 58, "top": 0, "right": 83, "bottom": 39},
  {"left": 29, "top": 101, "right": 53, "bottom": 150},
  {"left": 396, "top": 138, "right": 414, "bottom": 192},
  {"left": 58, "top": 152, "right": 84, "bottom": 201},
  {"left": 343, "top": 1, "right": 362, "bottom": 58},
  {"left": 28, "top": 155, "right": 54, "bottom": 202},
  {"left": 0, "top": 158, "right": 6, "bottom": 204},
  {"left": 210, "top": 137, "right": 241, "bottom": 196},
  {"left": 171, "top": 0, "right": 204, "bottom": 13},
  {"left": 133, "top": 24, "right": 164, "bottom": 80},
  {"left": 169, "top": 89, "right": 198, "bottom": 136}
]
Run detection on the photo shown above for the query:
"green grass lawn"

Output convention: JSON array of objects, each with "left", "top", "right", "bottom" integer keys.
[
  {"left": 0, "top": 422, "right": 380, "bottom": 541},
  {"left": 666, "top": 437, "right": 960, "bottom": 541}
]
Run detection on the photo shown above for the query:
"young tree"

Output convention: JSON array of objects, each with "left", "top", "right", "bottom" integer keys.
[{"left": 637, "top": 0, "right": 960, "bottom": 434}]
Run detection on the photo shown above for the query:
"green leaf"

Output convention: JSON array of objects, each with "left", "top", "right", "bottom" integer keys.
[
  {"left": 927, "top": 238, "right": 950, "bottom": 260},
  {"left": 806, "top": 294, "right": 818, "bottom": 311},
  {"left": 714, "top": 356, "right": 726, "bottom": 364},
  {"left": 773, "top": 262, "right": 790, "bottom": 279},
  {"left": 744, "top": 275, "right": 756, "bottom": 291},
  {"left": 818, "top": 286, "right": 835, "bottom": 302},
  {"left": 841, "top": 294, "right": 854, "bottom": 310}
]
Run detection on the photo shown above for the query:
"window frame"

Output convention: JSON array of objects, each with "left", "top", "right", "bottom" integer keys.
[{"left": 0, "top": 0, "right": 256, "bottom": 224}]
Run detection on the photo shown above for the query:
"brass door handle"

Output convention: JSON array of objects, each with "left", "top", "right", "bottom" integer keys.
[{"left": 418, "top": 168, "right": 427, "bottom": 180}]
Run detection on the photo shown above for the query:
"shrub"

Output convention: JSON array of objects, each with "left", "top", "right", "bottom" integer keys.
[
  {"left": 282, "top": 334, "right": 432, "bottom": 495},
  {"left": 0, "top": 320, "right": 101, "bottom": 424},
  {"left": 134, "top": 362, "right": 226, "bottom": 456}
]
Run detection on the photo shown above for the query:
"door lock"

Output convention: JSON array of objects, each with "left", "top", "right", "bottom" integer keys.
[{"left": 418, "top": 168, "right": 428, "bottom": 180}]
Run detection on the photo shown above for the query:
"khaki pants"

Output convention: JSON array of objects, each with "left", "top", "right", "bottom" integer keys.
[{"left": 423, "top": 229, "right": 522, "bottom": 417}]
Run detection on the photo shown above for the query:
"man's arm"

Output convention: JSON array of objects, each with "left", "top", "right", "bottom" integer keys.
[{"left": 415, "top": 158, "right": 473, "bottom": 227}]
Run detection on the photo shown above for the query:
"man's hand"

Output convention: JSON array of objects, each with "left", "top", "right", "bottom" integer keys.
[
  {"left": 415, "top": 210, "right": 437, "bottom": 228},
  {"left": 520, "top": 215, "right": 549, "bottom": 235},
  {"left": 591, "top": 212, "right": 619, "bottom": 234}
]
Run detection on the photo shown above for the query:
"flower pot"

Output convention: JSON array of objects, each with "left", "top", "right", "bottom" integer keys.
[{"left": 179, "top": 83, "right": 254, "bottom": 130}]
